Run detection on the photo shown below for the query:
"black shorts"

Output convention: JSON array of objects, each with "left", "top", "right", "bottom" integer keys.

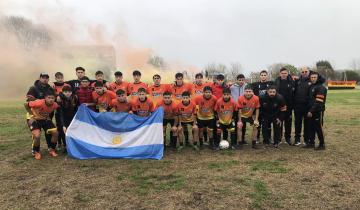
[
  {"left": 197, "top": 118, "right": 216, "bottom": 129},
  {"left": 180, "top": 121, "right": 194, "bottom": 132},
  {"left": 28, "top": 119, "right": 56, "bottom": 133},
  {"left": 241, "top": 117, "right": 254, "bottom": 125},
  {"left": 219, "top": 123, "right": 235, "bottom": 132},
  {"left": 163, "top": 119, "right": 175, "bottom": 127}
]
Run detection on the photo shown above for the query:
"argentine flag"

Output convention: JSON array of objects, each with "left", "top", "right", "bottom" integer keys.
[{"left": 66, "top": 104, "right": 164, "bottom": 160}]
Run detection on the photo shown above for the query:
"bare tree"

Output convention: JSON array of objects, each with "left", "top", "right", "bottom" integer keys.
[{"left": 227, "top": 62, "right": 243, "bottom": 81}]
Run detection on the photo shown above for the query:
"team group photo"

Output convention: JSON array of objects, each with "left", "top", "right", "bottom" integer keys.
[{"left": 1, "top": 1, "right": 360, "bottom": 209}]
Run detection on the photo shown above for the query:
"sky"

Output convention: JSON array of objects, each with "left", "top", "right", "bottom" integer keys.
[{"left": 1, "top": 0, "right": 360, "bottom": 72}]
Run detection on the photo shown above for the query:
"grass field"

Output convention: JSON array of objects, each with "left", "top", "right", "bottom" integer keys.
[{"left": 1, "top": 89, "right": 360, "bottom": 210}]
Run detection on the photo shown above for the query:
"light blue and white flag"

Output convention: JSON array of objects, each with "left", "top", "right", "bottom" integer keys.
[{"left": 66, "top": 104, "right": 164, "bottom": 160}]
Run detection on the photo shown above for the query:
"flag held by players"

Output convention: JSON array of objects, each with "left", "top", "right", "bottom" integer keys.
[{"left": 66, "top": 104, "right": 164, "bottom": 160}]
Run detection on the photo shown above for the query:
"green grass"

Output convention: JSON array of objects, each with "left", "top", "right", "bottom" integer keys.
[
  {"left": 250, "top": 179, "right": 270, "bottom": 209},
  {"left": 249, "top": 160, "right": 289, "bottom": 173}
]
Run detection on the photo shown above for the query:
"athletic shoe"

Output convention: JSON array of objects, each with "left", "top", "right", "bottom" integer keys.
[
  {"left": 273, "top": 144, "right": 279, "bottom": 148},
  {"left": 192, "top": 145, "right": 199, "bottom": 151},
  {"left": 241, "top": 140, "right": 248, "bottom": 145},
  {"left": 212, "top": 146, "right": 220, "bottom": 151},
  {"left": 285, "top": 139, "right": 291, "bottom": 145},
  {"left": 32, "top": 152, "right": 41, "bottom": 160},
  {"left": 48, "top": 149, "right": 58, "bottom": 157},
  {"left": 177, "top": 146, "right": 184, "bottom": 152},
  {"left": 293, "top": 142, "right": 301, "bottom": 146},
  {"left": 314, "top": 145, "right": 325, "bottom": 150}
]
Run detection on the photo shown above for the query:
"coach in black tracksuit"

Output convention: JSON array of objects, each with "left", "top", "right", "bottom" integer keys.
[
  {"left": 252, "top": 70, "right": 274, "bottom": 142},
  {"left": 260, "top": 86, "right": 287, "bottom": 148},
  {"left": 274, "top": 68, "right": 295, "bottom": 145},
  {"left": 306, "top": 72, "right": 327, "bottom": 150},
  {"left": 294, "top": 68, "right": 325, "bottom": 146}
]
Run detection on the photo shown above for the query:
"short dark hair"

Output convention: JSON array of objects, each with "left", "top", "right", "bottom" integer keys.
[
  {"left": 236, "top": 74, "right": 245, "bottom": 80},
  {"left": 175, "top": 72, "right": 183, "bottom": 79},
  {"left": 216, "top": 74, "right": 225, "bottom": 80},
  {"left": 309, "top": 71, "right": 319, "bottom": 76},
  {"left": 95, "top": 71, "right": 103, "bottom": 76},
  {"left": 163, "top": 91, "right": 172, "bottom": 96},
  {"left": 44, "top": 90, "right": 55, "bottom": 97},
  {"left": 114, "top": 71, "right": 123, "bottom": 77},
  {"left": 55, "top": 72, "right": 63, "bottom": 77},
  {"left": 260, "top": 70, "right": 268, "bottom": 75},
  {"left": 80, "top": 76, "right": 90, "bottom": 82},
  {"left": 133, "top": 70, "right": 141, "bottom": 76},
  {"left": 153, "top": 74, "right": 161, "bottom": 79},
  {"left": 62, "top": 86, "right": 72, "bottom": 92},
  {"left": 223, "top": 88, "right": 231, "bottom": 94},
  {"left": 182, "top": 91, "right": 190, "bottom": 97},
  {"left": 244, "top": 85, "right": 253, "bottom": 90},
  {"left": 279, "top": 67, "right": 288, "bottom": 72},
  {"left": 203, "top": 86, "right": 212, "bottom": 92},
  {"left": 267, "top": 85, "right": 277, "bottom": 90},
  {"left": 195, "top": 73, "right": 203, "bottom": 78},
  {"left": 138, "top": 87, "right": 146, "bottom": 93},
  {"left": 116, "top": 89, "right": 125, "bottom": 95},
  {"left": 94, "top": 81, "right": 104, "bottom": 87},
  {"left": 75, "top": 67, "right": 85, "bottom": 72}
]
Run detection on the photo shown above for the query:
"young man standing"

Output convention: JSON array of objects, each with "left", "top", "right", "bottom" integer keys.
[
  {"left": 251, "top": 70, "right": 274, "bottom": 143},
  {"left": 76, "top": 76, "right": 95, "bottom": 108},
  {"left": 67, "top": 67, "right": 86, "bottom": 92},
  {"left": 90, "top": 70, "right": 109, "bottom": 89},
  {"left": 193, "top": 73, "right": 209, "bottom": 96},
  {"left": 306, "top": 72, "right": 327, "bottom": 150},
  {"left": 92, "top": 81, "right": 116, "bottom": 112},
  {"left": 176, "top": 91, "right": 199, "bottom": 151},
  {"left": 56, "top": 86, "right": 78, "bottom": 152},
  {"left": 237, "top": 86, "right": 260, "bottom": 148},
  {"left": 130, "top": 88, "right": 155, "bottom": 117},
  {"left": 274, "top": 67, "right": 295, "bottom": 145},
  {"left": 171, "top": 72, "right": 194, "bottom": 103},
  {"left": 52, "top": 72, "right": 70, "bottom": 96},
  {"left": 230, "top": 74, "right": 247, "bottom": 101},
  {"left": 24, "top": 91, "right": 59, "bottom": 160},
  {"left": 259, "top": 86, "right": 287, "bottom": 148},
  {"left": 214, "top": 88, "right": 238, "bottom": 150},
  {"left": 148, "top": 74, "right": 169, "bottom": 106},
  {"left": 194, "top": 86, "right": 217, "bottom": 149},
  {"left": 157, "top": 91, "right": 179, "bottom": 149},
  {"left": 211, "top": 74, "right": 229, "bottom": 99},
  {"left": 127, "top": 70, "right": 148, "bottom": 98},
  {"left": 109, "top": 71, "right": 129, "bottom": 95}
]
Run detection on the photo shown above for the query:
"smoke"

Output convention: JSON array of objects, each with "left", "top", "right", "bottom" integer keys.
[{"left": 0, "top": 2, "right": 199, "bottom": 99}]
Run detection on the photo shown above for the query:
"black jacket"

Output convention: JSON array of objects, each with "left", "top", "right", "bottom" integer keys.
[
  {"left": 260, "top": 93, "right": 287, "bottom": 121},
  {"left": 57, "top": 93, "right": 79, "bottom": 126},
  {"left": 274, "top": 75, "right": 295, "bottom": 107},
  {"left": 308, "top": 80, "right": 327, "bottom": 113},
  {"left": 251, "top": 81, "right": 274, "bottom": 98},
  {"left": 294, "top": 71, "right": 325, "bottom": 105},
  {"left": 26, "top": 80, "right": 54, "bottom": 101}
]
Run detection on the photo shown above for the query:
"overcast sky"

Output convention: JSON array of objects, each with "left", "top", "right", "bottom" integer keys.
[{"left": 1, "top": 0, "right": 360, "bottom": 72}]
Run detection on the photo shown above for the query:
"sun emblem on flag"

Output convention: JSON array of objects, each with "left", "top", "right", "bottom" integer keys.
[{"left": 112, "top": 136, "right": 122, "bottom": 145}]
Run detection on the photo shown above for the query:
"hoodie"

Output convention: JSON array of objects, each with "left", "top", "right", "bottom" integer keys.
[
  {"left": 26, "top": 80, "right": 54, "bottom": 101},
  {"left": 294, "top": 71, "right": 325, "bottom": 105},
  {"left": 230, "top": 83, "right": 247, "bottom": 101},
  {"left": 274, "top": 75, "right": 295, "bottom": 107},
  {"left": 308, "top": 76, "right": 327, "bottom": 113}
]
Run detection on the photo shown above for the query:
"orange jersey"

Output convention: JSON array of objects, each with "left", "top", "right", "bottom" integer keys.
[
  {"left": 92, "top": 90, "right": 116, "bottom": 111},
  {"left": 171, "top": 83, "right": 194, "bottom": 102},
  {"left": 237, "top": 95, "right": 260, "bottom": 118},
  {"left": 127, "top": 82, "right": 148, "bottom": 97},
  {"left": 157, "top": 100, "right": 178, "bottom": 119},
  {"left": 148, "top": 84, "right": 169, "bottom": 106},
  {"left": 28, "top": 99, "right": 59, "bottom": 120},
  {"left": 52, "top": 82, "right": 70, "bottom": 95},
  {"left": 109, "top": 81, "right": 129, "bottom": 95},
  {"left": 215, "top": 98, "right": 237, "bottom": 125},
  {"left": 110, "top": 99, "right": 131, "bottom": 113},
  {"left": 193, "top": 82, "right": 211, "bottom": 96},
  {"left": 194, "top": 95, "right": 217, "bottom": 120},
  {"left": 131, "top": 97, "right": 155, "bottom": 117},
  {"left": 176, "top": 101, "right": 196, "bottom": 123}
]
